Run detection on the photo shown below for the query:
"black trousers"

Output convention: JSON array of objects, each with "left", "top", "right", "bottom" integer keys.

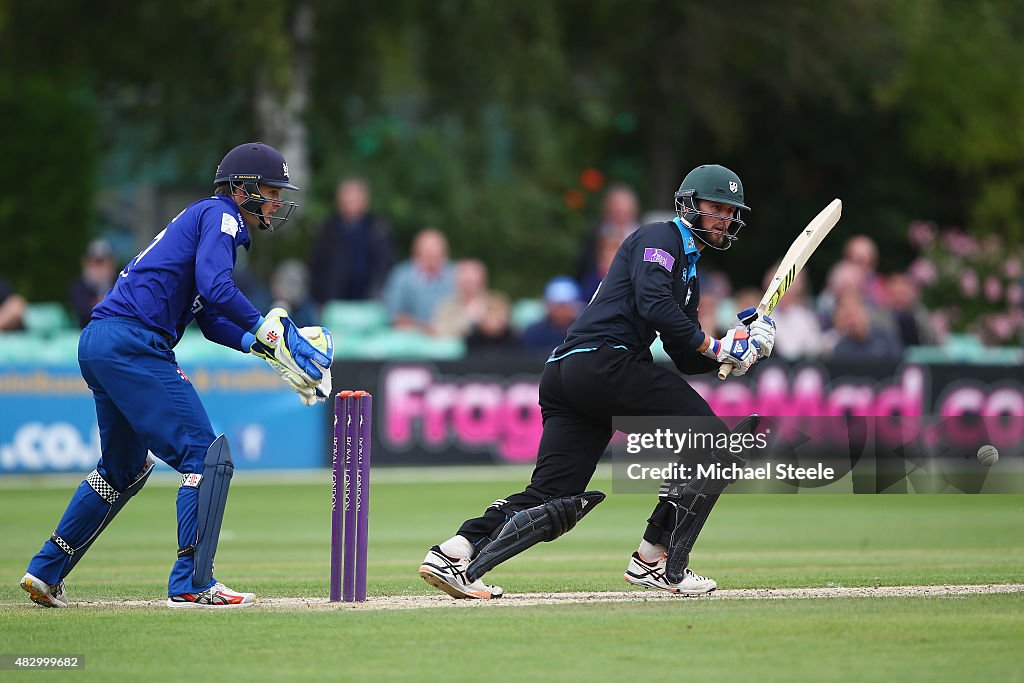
[{"left": 457, "top": 344, "right": 725, "bottom": 550}]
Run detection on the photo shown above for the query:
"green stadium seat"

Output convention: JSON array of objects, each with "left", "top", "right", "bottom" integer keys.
[
  {"left": 35, "top": 331, "right": 82, "bottom": 365},
  {"left": 944, "top": 333, "right": 984, "bottom": 351},
  {"left": 903, "top": 346, "right": 949, "bottom": 364},
  {"left": 321, "top": 301, "right": 389, "bottom": 337},
  {"left": 332, "top": 332, "right": 376, "bottom": 359},
  {"left": 418, "top": 335, "right": 466, "bottom": 360},
  {"left": 511, "top": 298, "right": 546, "bottom": 332},
  {"left": 364, "top": 330, "right": 432, "bottom": 359},
  {"left": 0, "top": 332, "right": 39, "bottom": 364},
  {"left": 906, "top": 336, "right": 1023, "bottom": 365},
  {"left": 24, "top": 302, "right": 73, "bottom": 335},
  {"left": 173, "top": 333, "right": 244, "bottom": 365},
  {"left": 358, "top": 330, "right": 466, "bottom": 360}
]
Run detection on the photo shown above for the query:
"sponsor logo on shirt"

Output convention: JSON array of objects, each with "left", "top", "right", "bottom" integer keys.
[
  {"left": 643, "top": 247, "right": 675, "bottom": 272},
  {"left": 221, "top": 212, "right": 240, "bottom": 238}
]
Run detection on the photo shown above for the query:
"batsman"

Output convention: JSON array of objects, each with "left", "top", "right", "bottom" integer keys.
[
  {"left": 420, "top": 165, "right": 775, "bottom": 598},
  {"left": 21, "top": 142, "right": 334, "bottom": 609}
]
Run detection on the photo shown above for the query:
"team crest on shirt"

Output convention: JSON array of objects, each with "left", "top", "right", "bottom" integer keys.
[{"left": 221, "top": 212, "right": 239, "bottom": 238}]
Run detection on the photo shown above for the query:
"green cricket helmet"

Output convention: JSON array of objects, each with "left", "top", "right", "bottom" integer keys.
[{"left": 674, "top": 164, "right": 750, "bottom": 251}]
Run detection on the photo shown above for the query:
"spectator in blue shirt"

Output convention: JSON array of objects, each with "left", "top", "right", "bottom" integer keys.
[
  {"left": 521, "top": 276, "right": 583, "bottom": 354},
  {"left": 383, "top": 228, "right": 456, "bottom": 332}
]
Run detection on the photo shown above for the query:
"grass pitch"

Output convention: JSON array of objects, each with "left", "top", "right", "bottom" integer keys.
[{"left": 1, "top": 470, "right": 1022, "bottom": 682}]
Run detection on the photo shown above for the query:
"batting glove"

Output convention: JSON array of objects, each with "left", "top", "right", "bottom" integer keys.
[
  {"left": 733, "top": 306, "right": 776, "bottom": 359},
  {"left": 702, "top": 327, "right": 761, "bottom": 376}
]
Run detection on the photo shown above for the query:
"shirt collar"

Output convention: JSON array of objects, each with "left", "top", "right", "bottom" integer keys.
[{"left": 672, "top": 218, "right": 701, "bottom": 260}]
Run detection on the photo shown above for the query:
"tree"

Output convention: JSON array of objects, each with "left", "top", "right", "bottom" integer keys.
[{"left": 880, "top": 0, "right": 1024, "bottom": 243}]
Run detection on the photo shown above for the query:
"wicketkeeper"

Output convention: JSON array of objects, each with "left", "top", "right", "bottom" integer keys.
[
  {"left": 420, "top": 165, "right": 776, "bottom": 598},
  {"left": 21, "top": 142, "right": 334, "bottom": 609}
]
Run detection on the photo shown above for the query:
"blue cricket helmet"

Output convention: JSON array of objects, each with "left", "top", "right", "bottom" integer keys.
[
  {"left": 215, "top": 142, "right": 300, "bottom": 231},
  {"left": 215, "top": 142, "right": 299, "bottom": 191}
]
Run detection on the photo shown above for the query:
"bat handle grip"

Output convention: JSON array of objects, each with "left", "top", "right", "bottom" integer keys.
[{"left": 717, "top": 363, "right": 732, "bottom": 381}]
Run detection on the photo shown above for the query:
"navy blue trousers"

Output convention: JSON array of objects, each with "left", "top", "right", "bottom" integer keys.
[{"left": 27, "top": 317, "right": 219, "bottom": 595}]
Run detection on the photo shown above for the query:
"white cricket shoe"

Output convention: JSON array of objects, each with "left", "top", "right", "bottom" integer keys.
[
  {"left": 624, "top": 552, "right": 717, "bottom": 595},
  {"left": 418, "top": 545, "right": 504, "bottom": 599},
  {"left": 167, "top": 582, "right": 255, "bottom": 608},
  {"left": 21, "top": 572, "right": 68, "bottom": 608}
]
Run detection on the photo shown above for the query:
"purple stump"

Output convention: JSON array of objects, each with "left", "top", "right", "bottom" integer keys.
[
  {"left": 329, "top": 393, "right": 346, "bottom": 602},
  {"left": 355, "top": 394, "right": 372, "bottom": 601},
  {"left": 342, "top": 392, "right": 360, "bottom": 602}
]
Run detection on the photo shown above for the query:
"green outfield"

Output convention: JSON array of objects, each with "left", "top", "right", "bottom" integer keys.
[{"left": 1, "top": 471, "right": 1022, "bottom": 682}]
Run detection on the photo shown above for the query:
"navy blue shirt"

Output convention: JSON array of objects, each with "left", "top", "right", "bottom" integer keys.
[
  {"left": 93, "top": 195, "right": 262, "bottom": 351},
  {"left": 551, "top": 219, "right": 718, "bottom": 375}
]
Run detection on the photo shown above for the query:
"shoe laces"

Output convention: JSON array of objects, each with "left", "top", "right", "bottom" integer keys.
[{"left": 685, "top": 568, "right": 709, "bottom": 581}]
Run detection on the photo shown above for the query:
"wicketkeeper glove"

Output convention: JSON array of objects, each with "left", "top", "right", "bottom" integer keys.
[
  {"left": 267, "top": 327, "right": 334, "bottom": 406},
  {"left": 249, "top": 308, "right": 334, "bottom": 405},
  {"left": 257, "top": 352, "right": 316, "bottom": 405},
  {"left": 298, "top": 326, "right": 333, "bottom": 404}
]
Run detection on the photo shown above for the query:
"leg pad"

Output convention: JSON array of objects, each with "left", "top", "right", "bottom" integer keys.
[{"left": 465, "top": 491, "right": 605, "bottom": 582}]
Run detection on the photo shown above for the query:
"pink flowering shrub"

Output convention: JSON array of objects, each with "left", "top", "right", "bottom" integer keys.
[{"left": 908, "top": 222, "right": 1024, "bottom": 345}]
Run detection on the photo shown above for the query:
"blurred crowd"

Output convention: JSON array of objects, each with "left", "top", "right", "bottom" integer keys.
[
  {"left": 699, "top": 235, "right": 936, "bottom": 363},
  {"left": 3, "top": 179, "right": 1021, "bottom": 361}
]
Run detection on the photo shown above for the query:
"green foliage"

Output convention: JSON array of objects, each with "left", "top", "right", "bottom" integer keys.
[
  {"left": 0, "top": 78, "right": 97, "bottom": 300},
  {"left": 2, "top": 0, "right": 1023, "bottom": 299},
  {"left": 306, "top": 1, "right": 598, "bottom": 296},
  {"left": 880, "top": 0, "right": 1024, "bottom": 242}
]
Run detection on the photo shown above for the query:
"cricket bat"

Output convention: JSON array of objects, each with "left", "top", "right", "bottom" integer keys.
[{"left": 718, "top": 198, "right": 842, "bottom": 380}]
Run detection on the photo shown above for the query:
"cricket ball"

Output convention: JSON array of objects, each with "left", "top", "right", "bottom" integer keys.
[{"left": 976, "top": 445, "right": 999, "bottom": 467}]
